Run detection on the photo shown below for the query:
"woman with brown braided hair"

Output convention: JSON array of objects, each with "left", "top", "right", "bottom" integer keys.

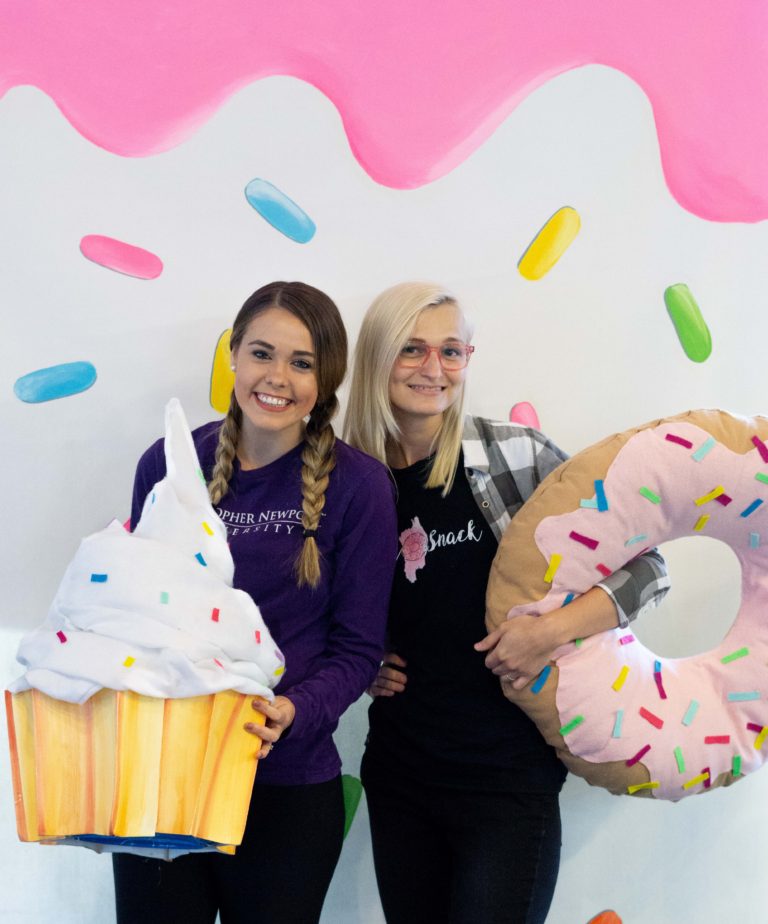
[{"left": 113, "top": 282, "right": 397, "bottom": 924}]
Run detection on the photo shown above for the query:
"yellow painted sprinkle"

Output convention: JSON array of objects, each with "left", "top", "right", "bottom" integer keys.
[
  {"left": 755, "top": 727, "right": 768, "bottom": 750},
  {"left": 695, "top": 486, "right": 724, "bottom": 506},
  {"left": 612, "top": 665, "right": 630, "bottom": 691},
  {"left": 543, "top": 553, "right": 562, "bottom": 583},
  {"left": 627, "top": 782, "right": 659, "bottom": 794},
  {"left": 202, "top": 521, "right": 214, "bottom": 536},
  {"left": 682, "top": 771, "right": 710, "bottom": 790},
  {"left": 123, "top": 656, "right": 135, "bottom": 668},
  {"left": 274, "top": 666, "right": 285, "bottom": 677},
  {"left": 693, "top": 514, "right": 710, "bottom": 532}
]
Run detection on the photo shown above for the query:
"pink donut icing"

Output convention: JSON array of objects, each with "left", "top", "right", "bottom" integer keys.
[{"left": 509, "top": 421, "right": 768, "bottom": 799}]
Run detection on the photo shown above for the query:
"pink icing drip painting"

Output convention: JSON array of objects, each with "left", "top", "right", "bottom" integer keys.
[
  {"left": 400, "top": 517, "right": 427, "bottom": 584},
  {"left": 1, "top": 1, "right": 766, "bottom": 222}
]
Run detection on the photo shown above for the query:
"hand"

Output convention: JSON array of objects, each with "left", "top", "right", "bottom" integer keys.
[
  {"left": 474, "top": 614, "right": 560, "bottom": 691},
  {"left": 367, "top": 652, "right": 408, "bottom": 697},
  {"left": 244, "top": 695, "right": 296, "bottom": 759}
]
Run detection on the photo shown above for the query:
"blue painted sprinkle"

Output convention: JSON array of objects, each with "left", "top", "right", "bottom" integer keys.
[
  {"left": 741, "top": 499, "right": 764, "bottom": 518},
  {"left": 531, "top": 665, "right": 551, "bottom": 695},
  {"left": 594, "top": 480, "right": 608, "bottom": 511},
  {"left": 14, "top": 362, "right": 97, "bottom": 403},
  {"left": 692, "top": 437, "right": 716, "bottom": 462},
  {"left": 244, "top": 179, "right": 316, "bottom": 244}
]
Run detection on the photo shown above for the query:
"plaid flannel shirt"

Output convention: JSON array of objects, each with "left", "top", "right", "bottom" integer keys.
[{"left": 461, "top": 416, "right": 670, "bottom": 627}]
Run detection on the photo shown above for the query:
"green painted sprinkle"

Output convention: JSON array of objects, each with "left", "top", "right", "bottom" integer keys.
[
  {"left": 160, "top": 591, "right": 170, "bottom": 605},
  {"left": 559, "top": 715, "right": 584, "bottom": 737},
  {"left": 721, "top": 647, "right": 749, "bottom": 664},
  {"left": 756, "top": 473, "right": 768, "bottom": 485},
  {"left": 674, "top": 746, "right": 686, "bottom": 773},
  {"left": 732, "top": 755, "right": 742, "bottom": 776},
  {"left": 639, "top": 487, "right": 661, "bottom": 504},
  {"left": 664, "top": 283, "right": 712, "bottom": 363}
]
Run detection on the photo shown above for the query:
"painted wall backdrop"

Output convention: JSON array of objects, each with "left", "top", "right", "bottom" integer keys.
[{"left": 1, "top": 2, "right": 767, "bottom": 921}]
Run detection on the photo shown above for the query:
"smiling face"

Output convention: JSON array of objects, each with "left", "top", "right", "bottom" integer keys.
[
  {"left": 231, "top": 306, "right": 319, "bottom": 458},
  {"left": 388, "top": 302, "right": 469, "bottom": 430}
]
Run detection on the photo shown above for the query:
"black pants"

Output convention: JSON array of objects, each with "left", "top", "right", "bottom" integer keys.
[
  {"left": 362, "top": 762, "right": 561, "bottom": 924},
  {"left": 113, "top": 777, "right": 344, "bottom": 924}
]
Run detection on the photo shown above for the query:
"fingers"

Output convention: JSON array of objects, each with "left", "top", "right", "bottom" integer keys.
[
  {"left": 368, "top": 674, "right": 406, "bottom": 697},
  {"left": 383, "top": 652, "right": 407, "bottom": 668},
  {"left": 257, "top": 740, "right": 276, "bottom": 760},
  {"left": 250, "top": 697, "right": 281, "bottom": 722},
  {"left": 367, "top": 659, "right": 408, "bottom": 697},
  {"left": 243, "top": 720, "right": 279, "bottom": 743},
  {"left": 473, "top": 627, "right": 501, "bottom": 652}
]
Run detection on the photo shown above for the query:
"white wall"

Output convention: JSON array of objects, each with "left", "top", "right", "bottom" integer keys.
[{"left": 2, "top": 65, "right": 767, "bottom": 922}]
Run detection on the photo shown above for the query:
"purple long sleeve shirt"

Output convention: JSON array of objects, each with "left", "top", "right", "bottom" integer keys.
[{"left": 131, "top": 421, "right": 397, "bottom": 785}]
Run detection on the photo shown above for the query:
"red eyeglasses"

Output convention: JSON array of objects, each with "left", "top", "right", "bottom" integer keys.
[{"left": 396, "top": 341, "right": 475, "bottom": 370}]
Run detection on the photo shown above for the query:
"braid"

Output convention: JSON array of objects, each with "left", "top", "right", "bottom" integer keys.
[
  {"left": 295, "top": 397, "right": 338, "bottom": 588},
  {"left": 208, "top": 392, "right": 242, "bottom": 505}
]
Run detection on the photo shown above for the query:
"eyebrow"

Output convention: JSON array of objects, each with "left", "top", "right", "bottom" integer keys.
[
  {"left": 247, "top": 338, "right": 315, "bottom": 357},
  {"left": 406, "top": 336, "right": 464, "bottom": 344}
]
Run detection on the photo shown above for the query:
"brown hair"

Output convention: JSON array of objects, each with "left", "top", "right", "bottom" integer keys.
[{"left": 209, "top": 282, "right": 348, "bottom": 587}]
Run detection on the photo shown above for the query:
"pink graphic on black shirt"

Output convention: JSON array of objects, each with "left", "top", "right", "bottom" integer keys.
[{"left": 400, "top": 517, "right": 428, "bottom": 583}]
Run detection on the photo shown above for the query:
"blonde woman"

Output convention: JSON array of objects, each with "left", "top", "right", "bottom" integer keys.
[
  {"left": 113, "top": 282, "right": 397, "bottom": 924},
  {"left": 345, "top": 282, "right": 668, "bottom": 924}
]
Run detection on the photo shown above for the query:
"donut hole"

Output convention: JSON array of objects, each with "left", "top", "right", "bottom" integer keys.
[{"left": 630, "top": 537, "right": 742, "bottom": 658}]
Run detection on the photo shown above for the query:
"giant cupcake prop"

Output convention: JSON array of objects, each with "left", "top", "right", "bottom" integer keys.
[{"left": 6, "top": 399, "right": 284, "bottom": 857}]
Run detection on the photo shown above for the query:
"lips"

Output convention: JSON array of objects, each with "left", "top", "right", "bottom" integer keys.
[{"left": 254, "top": 392, "right": 293, "bottom": 410}]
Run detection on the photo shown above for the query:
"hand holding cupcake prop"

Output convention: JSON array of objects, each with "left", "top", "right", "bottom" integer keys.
[{"left": 6, "top": 399, "right": 284, "bottom": 857}]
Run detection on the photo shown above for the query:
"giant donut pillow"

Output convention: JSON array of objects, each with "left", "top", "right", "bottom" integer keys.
[{"left": 486, "top": 409, "right": 768, "bottom": 800}]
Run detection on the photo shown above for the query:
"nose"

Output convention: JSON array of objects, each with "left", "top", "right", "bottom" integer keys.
[
  {"left": 420, "top": 348, "right": 443, "bottom": 376},
  {"left": 264, "top": 359, "right": 289, "bottom": 387}
]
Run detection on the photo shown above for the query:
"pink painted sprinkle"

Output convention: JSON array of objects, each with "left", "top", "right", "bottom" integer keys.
[
  {"left": 714, "top": 493, "right": 733, "bottom": 506},
  {"left": 80, "top": 234, "right": 163, "bottom": 279},
  {"left": 213, "top": 658, "right": 223, "bottom": 668},
  {"left": 752, "top": 435, "right": 768, "bottom": 463},
  {"left": 702, "top": 767, "right": 712, "bottom": 789},
  {"left": 596, "top": 563, "right": 612, "bottom": 577},
  {"left": 619, "top": 634, "right": 635, "bottom": 645},
  {"left": 255, "top": 630, "right": 261, "bottom": 644},
  {"left": 569, "top": 530, "right": 599, "bottom": 550},
  {"left": 56, "top": 630, "right": 67, "bottom": 644},
  {"left": 211, "top": 607, "right": 220, "bottom": 622},
  {"left": 654, "top": 673, "right": 668, "bottom": 700},
  {"left": 704, "top": 735, "right": 731, "bottom": 744},
  {"left": 665, "top": 433, "right": 694, "bottom": 449},
  {"left": 747, "top": 723, "right": 763, "bottom": 734},
  {"left": 626, "top": 744, "right": 651, "bottom": 767},
  {"left": 639, "top": 707, "right": 664, "bottom": 729}
]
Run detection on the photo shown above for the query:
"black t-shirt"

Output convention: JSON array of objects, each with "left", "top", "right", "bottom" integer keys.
[{"left": 364, "top": 451, "right": 567, "bottom": 793}]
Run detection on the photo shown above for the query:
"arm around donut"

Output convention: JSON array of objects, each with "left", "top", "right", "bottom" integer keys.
[{"left": 475, "top": 585, "right": 619, "bottom": 690}]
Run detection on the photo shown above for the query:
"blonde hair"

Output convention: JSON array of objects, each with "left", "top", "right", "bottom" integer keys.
[
  {"left": 209, "top": 282, "right": 347, "bottom": 588},
  {"left": 344, "top": 282, "right": 473, "bottom": 494}
]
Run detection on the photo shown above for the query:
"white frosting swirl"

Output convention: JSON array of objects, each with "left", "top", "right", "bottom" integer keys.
[{"left": 10, "top": 399, "right": 284, "bottom": 704}]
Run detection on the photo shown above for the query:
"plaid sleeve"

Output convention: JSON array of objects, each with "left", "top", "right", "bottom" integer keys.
[
  {"left": 596, "top": 548, "right": 670, "bottom": 628},
  {"left": 473, "top": 418, "right": 568, "bottom": 498},
  {"left": 464, "top": 417, "right": 670, "bottom": 625}
]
